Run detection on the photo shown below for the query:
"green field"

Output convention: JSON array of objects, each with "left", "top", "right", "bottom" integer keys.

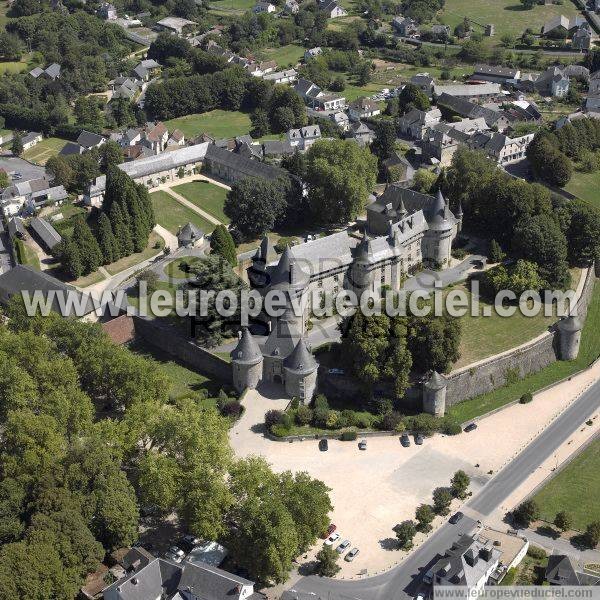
[
  {"left": 151, "top": 191, "right": 217, "bottom": 235},
  {"left": 164, "top": 110, "right": 251, "bottom": 140},
  {"left": 564, "top": 171, "right": 600, "bottom": 209},
  {"left": 23, "top": 137, "right": 69, "bottom": 165},
  {"left": 172, "top": 181, "right": 230, "bottom": 224},
  {"left": 438, "top": 0, "right": 581, "bottom": 44},
  {"left": 533, "top": 438, "right": 600, "bottom": 531},
  {"left": 449, "top": 280, "right": 600, "bottom": 423},
  {"left": 0, "top": 57, "right": 30, "bottom": 75},
  {"left": 208, "top": 0, "right": 255, "bottom": 15},
  {"left": 164, "top": 256, "right": 203, "bottom": 279},
  {"left": 104, "top": 231, "right": 165, "bottom": 276},
  {"left": 258, "top": 44, "right": 306, "bottom": 67}
]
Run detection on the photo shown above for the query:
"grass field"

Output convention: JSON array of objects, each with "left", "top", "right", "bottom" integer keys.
[
  {"left": 258, "top": 44, "right": 305, "bottom": 67},
  {"left": 164, "top": 110, "right": 251, "bottom": 140},
  {"left": 151, "top": 191, "right": 217, "bottom": 235},
  {"left": 23, "top": 137, "right": 69, "bottom": 165},
  {"left": 164, "top": 256, "right": 203, "bottom": 279},
  {"left": 104, "top": 231, "right": 165, "bottom": 276},
  {"left": 208, "top": 0, "right": 255, "bottom": 15},
  {"left": 172, "top": 181, "right": 230, "bottom": 224},
  {"left": 564, "top": 171, "right": 600, "bottom": 209},
  {"left": 533, "top": 438, "right": 600, "bottom": 531},
  {"left": 0, "top": 56, "right": 30, "bottom": 75},
  {"left": 438, "top": 0, "right": 581, "bottom": 45},
  {"left": 449, "top": 280, "right": 600, "bottom": 423}
]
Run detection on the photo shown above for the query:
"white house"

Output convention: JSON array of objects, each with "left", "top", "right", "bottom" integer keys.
[
  {"left": 321, "top": 1, "right": 348, "bottom": 18},
  {"left": 349, "top": 97, "right": 381, "bottom": 121},
  {"left": 286, "top": 125, "right": 322, "bottom": 151},
  {"left": 21, "top": 132, "right": 42, "bottom": 151},
  {"left": 253, "top": 1, "right": 276, "bottom": 12},
  {"left": 263, "top": 69, "right": 298, "bottom": 84}
]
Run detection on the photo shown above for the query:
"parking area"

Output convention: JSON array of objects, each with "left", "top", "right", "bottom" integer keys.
[
  {"left": 0, "top": 156, "right": 46, "bottom": 183},
  {"left": 229, "top": 370, "right": 597, "bottom": 579}
]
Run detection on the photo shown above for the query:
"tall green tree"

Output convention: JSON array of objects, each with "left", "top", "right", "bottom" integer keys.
[
  {"left": 315, "top": 545, "right": 341, "bottom": 576},
  {"left": 11, "top": 132, "right": 23, "bottom": 157},
  {"left": 210, "top": 224, "right": 237, "bottom": 266},
  {"left": 96, "top": 213, "right": 118, "bottom": 265},
  {"left": 72, "top": 216, "right": 102, "bottom": 275}
]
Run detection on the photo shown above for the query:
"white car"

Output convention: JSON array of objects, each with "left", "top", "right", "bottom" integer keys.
[
  {"left": 324, "top": 532, "right": 340, "bottom": 546},
  {"left": 165, "top": 546, "right": 185, "bottom": 563}
]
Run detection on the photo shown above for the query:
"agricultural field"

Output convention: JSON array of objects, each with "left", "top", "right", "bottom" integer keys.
[
  {"left": 438, "top": 0, "right": 582, "bottom": 45},
  {"left": 564, "top": 171, "right": 600, "bottom": 209},
  {"left": 150, "top": 191, "right": 217, "bottom": 235},
  {"left": 172, "top": 180, "right": 230, "bottom": 224},
  {"left": 533, "top": 438, "right": 600, "bottom": 531},
  {"left": 164, "top": 110, "right": 251, "bottom": 140},
  {"left": 23, "top": 137, "right": 69, "bottom": 165}
]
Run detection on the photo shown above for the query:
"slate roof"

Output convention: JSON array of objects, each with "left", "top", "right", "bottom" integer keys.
[
  {"left": 205, "top": 144, "right": 288, "bottom": 181},
  {"left": 44, "top": 63, "right": 61, "bottom": 79},
  {"left": 262, "top": 140, "right": 295, "bottom": 156},
  {"left": 433, "top": 83, "right": 501, "bottom": 97},
  {"left": 349, "top": 97, "right": 380, "bottom": 112},
  {"left": 77, "top": 130, "right": 105, "bottom": 148},
  {"left": 7, "top": 216, "right": 25, "bottom": 237},
  {"left": 21, "top": 131, "right": 41, "bottom": 145},
  {"left": 435, "top": 93, "right": 504, "bottom": 127},
  {"left": 425, "top": 370, "right": 446, "bottom": 390},
  {"left": 472, "top": 64, "right": 518, "bottom": 79},
  {"left": 121, "top": 142, "right": 210, "bottom": 179},
  {"left": 177, "top": 221, "right": 204, "bottom": 244},
  {"left": 263, "top": 318, "right": 302, "bottom": 358},
  {"left": 231, "top": 328, "right": 263, "bottom": 365},
  {"left": 284, "top": 338, "right": 318, "bottom": 374},
  {"left": 59, "top": 141, "right": 84, "bottom": 156},
  {"left": 29, "top": 216, "right": 62, "bottom": 250}
]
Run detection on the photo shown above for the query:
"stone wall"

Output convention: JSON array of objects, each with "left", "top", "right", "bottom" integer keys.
[{"left": 133, "top": 316, "right": 232, "bottom": 382}]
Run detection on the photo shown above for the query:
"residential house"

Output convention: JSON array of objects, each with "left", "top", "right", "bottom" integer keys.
[
  {"left": 345, "top": 121, "right": 375, "bottom": 146},
  {"left": 167, "top": 129, "right": 185, "bottom": 147},
  {"left": 29, "top": 63, "right": 61, "bottom": 81},
  {"left": 433, "top": 82, "right": 502, "bottom": 98},
  {"left": 589, "top": 70, "right": 600, "bottom": 94},
  {"left": 7, "top": 216, "right": 25, "bottom": 239},
  {"left": 98, "top": 2, "right": 117, "bottom": 19},
  {"left": 262, "top": 139, "right": 295, "bottom": 160},
  {"left": 77, "top": 130, "right": 106, "bottom": 151},
  {"left": 435, "top": 93, "right": 510, "bottom": 130},
  {"left": 469, "top": 131, "right": 534, "bottom": 165},
  {"left": 381, "top": 152, "right": 415, "bottom": 184},
  {"left": 320, "top": 1, "right": 348, "bottom": 18},
  {"left": 304, "top": 47, "right": 322, "bottom": 61},
  {"left": 506, "top": 100, "right": 541, "bottom": 122},
  {"left": 545, "top": 555, "right": 600, "bottom": 586},
  {"left": 392, "top": 16, "right": 418, "bottom": 36},
  {"left": 110, "top": 76, "right": 141, "bottom": 100},
  {"left": 329, "top": 110, "right": 350, "bottom": 131},
  {"left": 253, "top": 1, "right": 276, "bottom": 12},
  {"left": 286, "top": 125, "right": 322, "bottom": 151},
  {"left": 429, "top": 24, "right": 450, "bottom": 39},
  {"left": 534, "top": 66, "right": 570, "bottom": 97},
  {"left": 563, "top": 64, "right": 589, "bottom": 81},
  {"left": 111, "top": 128, "right": 142, "bottom": 147},
  {"left": 294, "top": 78, "right": 323, "bottom": 103},
  {"left": 262, "top": 69, "right": 298, "bottom": 84},
  {"left": 469, "top": 64, "right": 520, "bottom": 84},
  {"left": 397, "top": 107, "right": 442, "bottom": 140},
  {"left": 572, "top": 24, "right": 592, "bottom": 50},
  {"left": 122, "top": 145, "right": 154, "bottom": 161},
  {"left": 59, "top": 142, "right": 85, "bottom": 157},
  {"left": 586, "top": 94, "right": 600, "bottom": 111},
  {"left": 156, "top": 16, "right": 197, "bottom": 35},
  {"left": 422, "top": 124, "right": 471, "bottom": 166},
  {"left": 245, "top": 60, "right": 277, "bottom": 77},
  {"left": 284, "top": 0, "right": 299, "bottom": 13},
  {"left": 424, "top": 534, "right": 501, "bottom": 595},
  {"left": 177, "top": 222, "right": 204, "bottom": 248},
  {"left": 21, "top": 132, "right": 42, "bottom": 151},
  {"left": 349, "top": 97, "right": 381, "bottom": 121},
  {"left": 29, "top": 216, "right": 62, "bottom": 251},
  {"left": 542, "top": 14, "right": 586, "bottom": 37},
  {"left": 410, "top": 73, "right": 435, "bottom": 97},
  {"left": 1, "top": 178, "right": 67, "bottom": 216},
  {"left": 294, "top": 78, "right": 345, "bottom": 110},
  {"left": 142, "top": 121, "right": 169, "bottom": 154}
]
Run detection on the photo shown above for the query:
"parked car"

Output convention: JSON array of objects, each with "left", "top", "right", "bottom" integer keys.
[
  {"left": 322, "top": 523, "right": 336, "bottom": 539},
  {"left": 358, "top": 439, "right": 367, "bottom": 450},
  {"left": 449, "top": 511, "right": 464, "bottom": 524},
  {"left": 325, "top": 532, "right": 340, "bottom": 546},
  {"left": 464, "top": 423, "right": 477, "bottom": 433},
  {"left": 415, "top": 434, "right": 424, "bottom": 445},
  {"left": 400, "top": 433, "right": 411, "bottom": 447},
  {"left": 181, "top": 535, "right": 201, "bottom": 550},
  {"left": 336, "top": 540, "right": 351, "bottom": 554},
  {"left": 328, "top": 368, "right": 345, "bottom": 375},
  {"left": 165, "top": 546, "right": 185, "bottom": 563},
  {"left": 345, "top": 548, "right": 360, "bottom": 561},
  {"left": 319, "top": 438, "right": 329, "bottom": 451}
]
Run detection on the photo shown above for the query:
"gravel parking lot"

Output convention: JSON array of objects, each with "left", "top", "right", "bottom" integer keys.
[{"left": 0, "top": 156, "right": 46, "bottom": 183}]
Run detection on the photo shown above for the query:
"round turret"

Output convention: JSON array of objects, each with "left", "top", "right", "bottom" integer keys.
[
  {"left": 283, "top": 338, "right": 318, "bottom": 402},
  {"left": 230, "top": 327, "right": 263, "bottom": 392},
  {"left": 422, "top": 370, "right": 447, "bottom": 417},
  {"left": 349, "top": 232, "right": 374, "bottom": 294},
  {"left": 557, "top": 315, "right": 583, "bottom": 361}
]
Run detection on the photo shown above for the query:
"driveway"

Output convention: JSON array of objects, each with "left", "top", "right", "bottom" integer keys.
[
  {"left": 0, "top": 156, "right": 46, "bottom": 182},
  {"left": 231, "top": 362, "right": 600, "bottom": 582}
]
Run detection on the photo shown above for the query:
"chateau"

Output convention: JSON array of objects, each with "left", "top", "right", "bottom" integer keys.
[{"left": 230, "top": 186, "right": 462, "bottom": 402}]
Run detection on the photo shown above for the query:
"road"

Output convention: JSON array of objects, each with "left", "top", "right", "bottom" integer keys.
[{"left": 289, "top": 373, "right": 600, "bottom": 600}]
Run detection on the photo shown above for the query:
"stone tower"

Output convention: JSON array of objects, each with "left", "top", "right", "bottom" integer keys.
[
  {"left": 230, "top": 327, "right": 263, "bottom": 393},
  {"left": 349, "top": 232, "right": 374, "bottom": 296},
  {"left": 248, "top": 235, "right": 277, "bottom": 289},
  {"left": 423, "top": 370, "right": 447, "bottom": 417},
  {"left": 557, "top": 315, "right": 583, "bottom": 361},
  {"left": 283, "top": 337, "right": 318, "bottom": 403},
  {"left": 424, "top": 190, "right": 454, "bottom": 268}
]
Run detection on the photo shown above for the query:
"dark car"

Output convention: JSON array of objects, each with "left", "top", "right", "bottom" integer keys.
[
  {"left": 358, "top": 439, "right": 367, "bottom": 450},
  {"left": 464, "top": 423, "right": 478, "bottom": 433},
  {"left": 415, "top": 434, "right": 424, "bottom": 445},
  {"left": 319, "top": 438, "right": 329, "bottom": 451},
  {"left": 400, "top": 433, "right": 411, "bottom": 447},
  {"left": 322, "top": 523, "right": 337, "bottom": 539},
  {"left": 449, "top": 512, "right": 464, "bottom": 524}
]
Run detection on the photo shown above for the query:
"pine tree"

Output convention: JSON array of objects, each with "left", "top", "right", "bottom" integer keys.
[
  {"left": 73, "top": 216, "right": 103, "bottom": 274},
  {"left": 97, "top": 212, "right": 118, "bottom": 265},
  {"left": 60, "top": 239, "right": 84, "bottom": 280},
  {"left": 11, "top": 132, "right": 23, "bottom": 157},
  {"left": 210, "top": 225, "right": 237, "bottom": 266},
  {"left": 123, "top": 184, "right": 147, "bottom": 253},
  {"left": 109, "top": 201, "right": 134, "bottom": 258}
]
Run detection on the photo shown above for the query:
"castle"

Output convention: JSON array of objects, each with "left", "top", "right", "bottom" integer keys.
[{"left": 230, "top": 186, "right": 462, "bottom": 402}]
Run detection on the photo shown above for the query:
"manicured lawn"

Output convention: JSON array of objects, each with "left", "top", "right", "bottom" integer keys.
[
  {"left": 172, "top": 181, "right": 230, "bottom": 224},
  {"left": 341, "top": 81, "right": 389, "bottom": 102},
  {"left": 449, "top": 280, "right": 600, "bottom": 423},
  {"left": 259, "top": 44, "right": 305, "bottom": 67},
  {"left": 164, "top": 110, "right": 251, "bottom": 140},
  {"left": 151, "top": 191, "right": 217, "bottom": 235},
  {"left": 533, "top": 438, "right": 600, "bottom": 531},
  {"left": 104, "top": 231, "right": 165, "bottom": 276},
  {"left": 164, "top": 256, "right": 203, "bottom": 279},
  {"left": 563, "top": 170, "right": 600, "bottom": 209},
  {"left": 15, "top": 239, "right": 40, "bottom": 270},
  {"left": 208, "top": 0, "right": 255, "bottom": 15},
  {"left": 23, "top": 137, "right": 69, "bottom": 165},
  {"left": 438, "top": 0, "right": 581, "bottom": 45}
]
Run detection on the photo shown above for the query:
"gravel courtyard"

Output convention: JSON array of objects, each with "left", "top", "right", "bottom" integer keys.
[{"left": 229, "top": 366, "right": 600, "bottom": 579}]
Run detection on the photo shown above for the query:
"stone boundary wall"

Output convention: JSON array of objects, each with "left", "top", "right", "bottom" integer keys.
[
  {"left": 132, "top": 315, "right": 232, "bottom": 382},
  {"left": 445, "top": 268, "right": 596, "bottom": 406}
]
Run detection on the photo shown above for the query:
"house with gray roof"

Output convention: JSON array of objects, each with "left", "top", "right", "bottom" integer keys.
[
  {"left": 435, "top": 93, "right": 510, "bottom": 131},
  {"left": 345, "top": 121, "right": 375, "bottom": 146},
  {"left": 392, "top": 16, "right": 418, "bottom": 36},
  {"left": 286, "top": 125, "right": 322, "bottom": 151},
  {"left": 397, "top": 107, "right": 442, "bottom": 140},
  {"left": 21, "top": 132, "right": 42, "bottom": 151},
  {"left": 29, "top": 216, "right": 62, "bottom": 251},
  {"left": 433, "top": 82, "right": 502, "bottom": 98},
  {"left": 177, "top": 222, "right": 204, "bottom": 248},
  {"left": 156, "top": 16, "right": 197, "bottom": 34},
  {"left": 29, "top": 63, "right": 61, "bottom": 81},
  {"left": 410, "top": 73, "right": 434, "bottom": 97},
  {"left": 545, "top": 554, "right": 600, "bottom": 586},
  {"left": 77, "top": 130, "right": 106, "bottom": 150},
  {"left": 469, "top": 64, "right": 520, "bottom": 84},
  {"left": 543, "top": 14, "right": 586, "bottom": 36},
  {"left": 534, "top": 66, "right": 570, "bottom": 97}
]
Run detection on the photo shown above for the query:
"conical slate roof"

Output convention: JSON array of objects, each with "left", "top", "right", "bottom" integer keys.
[
  {"left": 354, "top": 231, "right": 373, "bottom": 263},
  {"left": 424, "top": 370, "right": 447, "bottom": 390},
  {"left": 178, "top": 221, "right": 204, "bottom": 242},
  {"left": 428, "top": 190, "right": 452, "bottom": 231},
  {"left": 557, "top": 315, "right": 583, "bottom": 332},
  {"left": 230, "top": 327, "right": 262, "bottom": 365},
  {"left": 269, "top": 246, "right": 309, "bottom": 289},
  {"left": 263, "top": 318, "right": 301, "bottom": 358},
  {"left": 284, "top": 337, "right": 318, "bottom": 375}
]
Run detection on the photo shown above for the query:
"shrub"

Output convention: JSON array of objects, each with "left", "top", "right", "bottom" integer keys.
[
  {"left": 526, "top": 545, "right": 547, "bottom": 560},
  {"left": 326, "top": 410, "right": 339, "bottom": 429},
  {"left": 313, "top": 394, "right": 329, "bottom": 411},
  {"left": 520, "top": 392, "right": 533, "bottom": 404},
  {"left": 340, "top": 428, "right": 358, "bottom": 441},
  {"left": 381, "top": 411, "right": 404, "bottom": 431},
  {"left": 370, "top": 397, "right": 393, "bottom": 415},
  {"left": 280, "top": 412, "right": 293, "bottom": 429},
  {"left": 451, "top": 248, "right": 467, "bottom": 260},
  {"left": 441, "top": 417, "right": 462, "bottom": 436},
  {"left": 295, "top": 404, "right": 313, "bottom": 425},
  {"left": 290, "top": 397, "right": 300, "bottom": 410},
  {"left": 405, "top": 413, "right": 439, "bottom": 436},
  {"left": 355, "top": 413, "right": 372, "bottom": 429},
  {"left": 340, "top": 409, "right": 358, "bottom": 427},
  {"left": 265, "top": 409, "right": 284, "bottom": 431},
  {"left": 221, "top": 400, "right": 243, "bottom": 418},
  {"left": 271, "top": 424, "right": 291, "bottom": 437}
]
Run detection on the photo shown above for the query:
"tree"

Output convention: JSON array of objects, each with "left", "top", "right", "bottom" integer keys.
[
  {"left": 394, "top": 520, "right": 416, "bottom": 550},
  {"left": 520, "top": 0, "right": 536, "bottom": 7},
  {"left": 11, "top": 132, "right": 23, "bottom": 157},
  {"left": 407, "top": 314, "right": 461, "bottom": 374},
  {"left": 513, "top": 499, "right": 539, "bottom": 527},
  {"left": 0, "top": 170, "right": 9, "bottom": 189},
  {"left": 432, "top": 487, "right": 453, "bottom": 515},
  {"left": 137, "top": 270, "right": 159, "bottom": 296},
  {"left": 450, "top": 470, "right": 470, "bottom": 499},
  {"left": 488, "top": 239, "right": 505, "bottom": 263},
  {"left": 371, "top": 120, "right": 397, "bottom": 162},
  {"left": 72, "top": 216, "right": 102, "bottom": 275},
  {"left": 413, "top": 169, "right": 437, "bottom": 193},
  {"left": 46, "top": 156, "right": 74, "bottom": 189},
  {"left": 355, "top": 60, "right": 373, "bottom": 86},
  {"left": 58, "top": 238, "right": 84, "bottom": 280},
  {"left": 398, "top": 83, "right": 430, "bottom": 113},
  {"left": 585, "top": 521, "right": 600, "bottom": 548},
  {"left": 96, "top": 213, "right": 118, "bottom": 265},
  {"left": 305, "top": 139, "right": 377, "bottom": 225},
  {"left": 415, "top": 504, "right": 435, "bottom": 532},
  {"left": 561, "top": 199, "right": 600, "bottom": 265},
  {"left": 0, "top": 32, "right": 23, "bottom": 61},
  {"left": 225, "top": 177, "right": 290, "bottom": 239},
  {"left": 210, "top": 225, "right": 237, "bottom": 266},
  {"left": 99, "top": 141, "right": 124, "bottom": 172},
  {"left": 250, "top": 109, "right": 270, "bottom": 138},
  {"left": 315, "top": 544, "right": 341, "bottom": 576},
  {"left": 554, "top": 511, "right": 573, "bottom": 532}
]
